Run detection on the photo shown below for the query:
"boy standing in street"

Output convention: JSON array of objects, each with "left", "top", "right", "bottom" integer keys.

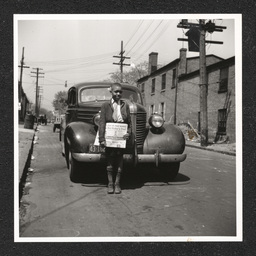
[{"left": 99, "top": 83, "right": 131, "bottom": 194}]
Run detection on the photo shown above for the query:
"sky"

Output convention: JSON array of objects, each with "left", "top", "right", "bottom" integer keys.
[{"left": 15, "top": 14, "right": 237, "bottom": 111}]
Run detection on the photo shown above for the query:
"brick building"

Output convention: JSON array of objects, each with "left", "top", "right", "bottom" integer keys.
[{"left": 137, "top": 49, "right": 235, "bottom": 143}]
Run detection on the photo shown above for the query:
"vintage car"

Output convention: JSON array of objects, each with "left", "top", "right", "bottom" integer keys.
[
  {"left": 38, "top": 114, "right": 47, "bottom": 125},
  {"left": 61, "top": 82, "right": 186, "bottom": 182}
]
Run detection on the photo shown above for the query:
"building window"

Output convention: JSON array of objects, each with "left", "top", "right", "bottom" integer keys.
[
  {"left": 141, "top": 83, "right": 145, "bottom": 93},
  {"left": 160, "top": 102, "right": 165, "bottom": 119},
  {"left": 161, "top": 74, "right": 166, "bottom": 91},
  {"left": 151, "top": 78, "right": 155, "bottom": 94},
  {"left": 217, "top": 109, "right": 227, "bottom": 134},
  {"left": 150, "top": 104, "right": 155, "bottom": 115},
  {"left": 219, "top": 67, "right": 229, "bottom": 93},
  {"left": 172, "top": 68, "right": 176, "bottom": 88}
]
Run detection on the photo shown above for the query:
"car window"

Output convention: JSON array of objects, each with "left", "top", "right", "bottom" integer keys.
[
  {"left": 80, "top": 87, "right": 142, "bottom": 104},
  {"left": 121, "top": 89, "right": 142, "bottom": 104},
  {"left": 80, "top": 88, "right": 111, "bottom": 102},
  {"left": 68, "top": 89, "right": 76, "bottom": 106}
]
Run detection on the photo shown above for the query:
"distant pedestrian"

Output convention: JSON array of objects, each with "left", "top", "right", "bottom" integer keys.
[{"left": 98, "top": 83, "right": 131, "bottom": 194}]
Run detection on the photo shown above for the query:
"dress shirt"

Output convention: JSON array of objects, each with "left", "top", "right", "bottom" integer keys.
[{"left": 112, "top": 99, "right": 124, "bottom": 122}]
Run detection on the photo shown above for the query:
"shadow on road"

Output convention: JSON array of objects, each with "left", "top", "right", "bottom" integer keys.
[{"left": 79, "top": 165, "right": 190, "bottom": 190}]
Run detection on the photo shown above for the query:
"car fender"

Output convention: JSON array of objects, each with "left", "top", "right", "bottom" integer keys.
[
  {"left": 143, "top": 123, "right": 185, "bottom": 154},
  {"left": 65, "top": 121, "right": 96, "bottom": 153}
]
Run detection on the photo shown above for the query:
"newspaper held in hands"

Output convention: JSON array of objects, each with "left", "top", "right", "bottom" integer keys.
[
  {"left": 105, "top": 123, "right": 128, "bottom": 148},
  {"left": 94, "top": 122, "right": 128, "bottom": 148}
]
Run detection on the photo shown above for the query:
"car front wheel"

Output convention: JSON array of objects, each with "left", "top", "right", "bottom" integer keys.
[{"left": 159, "top": 162, "right": 180, "bottom": 181}]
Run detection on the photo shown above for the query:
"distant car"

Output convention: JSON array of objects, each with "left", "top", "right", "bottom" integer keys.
[
  {"left": 53, "top": 116, "right": 61, "bottom": 132},
  {"left": 38, "top": 115, "right": 47, "bottom": 125},
  {"left": 60, "top": 82, "right": 186, "bottom": 182}
]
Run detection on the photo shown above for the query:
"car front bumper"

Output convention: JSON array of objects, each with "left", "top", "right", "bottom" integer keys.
[{"left": 72, "top": 152, "right": 187, "bottom": 166}]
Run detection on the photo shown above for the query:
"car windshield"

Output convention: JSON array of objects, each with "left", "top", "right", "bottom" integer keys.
[{"left": 80, "top": 87, "right": 142, "bottom": 104}]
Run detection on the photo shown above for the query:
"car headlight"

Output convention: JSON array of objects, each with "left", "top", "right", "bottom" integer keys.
[
  {"left": 92, "top": 113, "right": 101, "bottom": 126},
  {"left": 148, "top": 113, "right": 164, "bottom": 128}
]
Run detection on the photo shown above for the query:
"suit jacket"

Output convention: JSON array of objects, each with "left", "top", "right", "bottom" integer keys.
[{"left": 99, "top": 99, "right": 131, "bottom": 143}]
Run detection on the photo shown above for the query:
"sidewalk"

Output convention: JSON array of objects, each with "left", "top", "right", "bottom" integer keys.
[
  {"left": 18, "top": 124, "right": 36, "bottom": 182},
  {"left": 185, "top": 139, "right": 236, "bottom": 156}
]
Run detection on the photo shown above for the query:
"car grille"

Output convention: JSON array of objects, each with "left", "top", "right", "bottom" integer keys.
[
  {"left": 136, "top": 112, "right": 147, "bottom": 153},
  {"left": 77, "top": 107, "right": 147, "bottom": 153},
  {"left": 77, "top": 108, "right": 99, "bottom": 123}
]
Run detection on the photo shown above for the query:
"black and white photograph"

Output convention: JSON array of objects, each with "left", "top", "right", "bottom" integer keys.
[{"left": 14, "top": 14, "right": 242, "bottom": 242}]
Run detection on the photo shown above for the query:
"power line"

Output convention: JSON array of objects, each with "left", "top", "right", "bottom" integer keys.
[
  {"left": 26, "top": 51, "right": 116, "bottom": 66},
  {"left": 129, "top": 20, "right": 164, "bottom": 62},
  {"left": 124, "top": 20, "right": 144, "bottom": 48},
  {"left": 126, "top": 20, "right": 154, "bottom": 56},
  {"left": 133, "top": 20, "right": 171, "bottom": 64}
]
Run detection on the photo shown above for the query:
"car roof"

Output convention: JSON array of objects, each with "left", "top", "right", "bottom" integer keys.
[{"left": 71, "top": 82, "right": 141, "bottom": 93}]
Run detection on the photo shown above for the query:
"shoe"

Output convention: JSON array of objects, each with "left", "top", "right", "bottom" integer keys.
[
  {"left": 114, "top": 184, "right": 121, "bottom": 194},
  {"left": 107, "top": 183, "right": 114, "bottom": 194}
]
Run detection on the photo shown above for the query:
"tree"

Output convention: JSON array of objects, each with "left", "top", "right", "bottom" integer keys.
[
  {"left": 39, "top": 107, "right": 50, "bottom": 116},
  {"left": 108, "top": 61, "right": 148, "bottom": 86},
  {"left": 52, "top": 90, "right": 68, "bottom": 114}
]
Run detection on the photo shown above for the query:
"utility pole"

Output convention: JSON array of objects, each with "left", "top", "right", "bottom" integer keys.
[
  {"left": 177, "top": 19, "right": 226, "bottom": 146},
  {"left": 38, "top": 95, "right": 42, "bottom": 113},
  {"left": 18, "top": 47, "right": 30, "bottom": 101},
  {"left": 37, "top": 87, "right": 43, "bottom": 113},
  {"left": 173, "top": 75, "right": 178, "bottom": 125},
  {"left": 199, "top": 19, "right": 208, "bottom": 146},
  {"left": 31, "top": 68, "right": 44, "bottom": 118},
  {"left": 18, "top": 47, "right": 29, "bottom": 119},
  {"left": 113, "top": 41, "right": 130, "bottom": 82}
]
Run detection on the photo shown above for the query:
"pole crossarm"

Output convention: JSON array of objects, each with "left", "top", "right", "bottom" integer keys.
[
  {"left": 178, "top": 38, "right": 223, "bottom": 45},
  {"left": 113, "top": 55, "right": 130, "bottom": 59},
  {"left": 19, "top": 65, "right": 30, "bottom": 68},
  {"left": 113, "top": 41, "right": 130, "bottom": 83},
  {"left": 177, "top": 22, "right": 226, "bottom": 31}
]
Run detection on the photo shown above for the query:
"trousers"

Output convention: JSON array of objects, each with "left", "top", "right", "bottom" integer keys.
[{"left": 105, "top": 148, "right": 124, "bottom": 174}]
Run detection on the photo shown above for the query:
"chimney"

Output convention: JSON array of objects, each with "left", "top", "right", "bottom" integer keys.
[
  {"left": 148, "top": 52, "right": 158, "bottom": 75},
  {"left": 178, "top": 48, "right": 187, "bottom": 76}
]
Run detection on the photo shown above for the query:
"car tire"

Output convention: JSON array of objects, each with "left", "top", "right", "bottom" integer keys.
[
  {"left": 159, "top": 162, "right": 180, "bottom": 181},
  {"left": 53, "top": 125, "right": 56, "bottom": 132},
  {"left": 69, "top": 151, "right": 83, "bottom": 183}
]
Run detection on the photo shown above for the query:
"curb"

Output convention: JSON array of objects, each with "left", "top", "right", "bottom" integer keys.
[
  {"left": 185, "top": 143, "right": 236, "bottom": 156},
  {"left": 19, "top": 126, "right": 37, "bottom": 202}
]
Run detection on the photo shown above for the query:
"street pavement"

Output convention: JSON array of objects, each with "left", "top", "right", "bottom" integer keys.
[
  {"left": 18, "top": 123, "right": 236, "bottom": 184},
  {"left": 20, "top": 124, "right": 237, "bottom": 238}
]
